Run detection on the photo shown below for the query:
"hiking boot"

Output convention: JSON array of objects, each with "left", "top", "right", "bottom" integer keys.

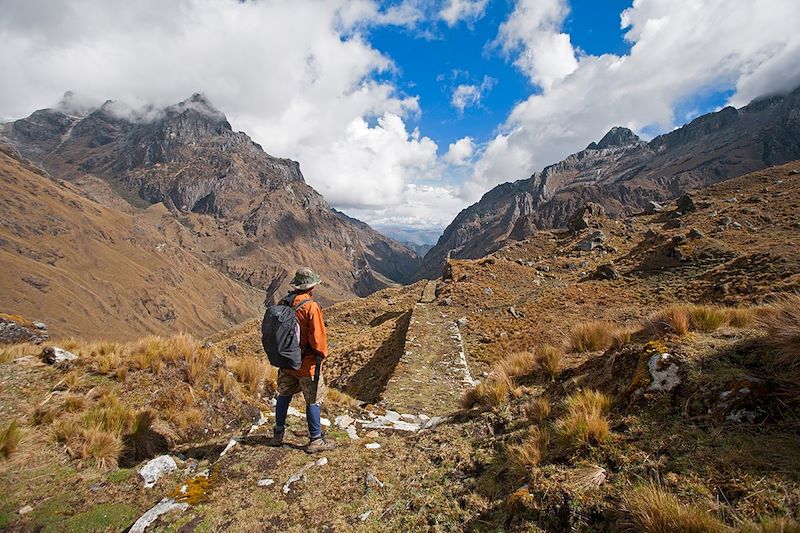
[
  {"left": 306, "top": 437, "right": 337, "bottom": 454},
  {"left": 268, "top": 428, "right": 285, "bottom": 447}
]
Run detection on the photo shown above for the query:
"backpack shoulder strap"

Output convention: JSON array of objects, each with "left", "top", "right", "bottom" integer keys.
[{"left": 291, "top": 297, "right": 314, "bottom": 312}]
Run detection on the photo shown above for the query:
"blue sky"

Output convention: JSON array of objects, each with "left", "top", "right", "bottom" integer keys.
[{"left": 2, "top": 0, "right": 799, "bottom": 231}]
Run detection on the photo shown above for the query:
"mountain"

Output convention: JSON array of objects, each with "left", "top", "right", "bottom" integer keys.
[
  {"left": 417, "top": 87, "right": 800, "bottom": 278},
  {"left": 0, "top": 93, "right": 419, "bottom": 307},
  {"left": 0, "top": 145, "right": 263, "bottom": 340}
]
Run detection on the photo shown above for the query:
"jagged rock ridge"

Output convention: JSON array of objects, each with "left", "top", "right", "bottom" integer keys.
[{"left": 417, "top": 87, "right": 800, "bottom": 279}]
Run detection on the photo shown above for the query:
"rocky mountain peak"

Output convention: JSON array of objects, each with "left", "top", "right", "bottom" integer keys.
[{"left": 587, "top": 126, "right": 642, "bottom": 150}]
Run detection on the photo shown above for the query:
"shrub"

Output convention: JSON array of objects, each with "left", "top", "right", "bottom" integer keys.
[
  {"left": 496, "top": 351, "right": 538, "bottom": 378},
  {"left": 506, "top": 427, "right": 551, "bottom": 475},
  {"left": 555, "top": 390, "right": 612, "bottom": 446},
  {"left": 689, "top": 305, "right": 728, "bottom": 332},
  {"left": 522, "top": 397, "right": 551, "bottom": 423},
  {"left": 756, "top": 294, "right": 800, "bottom": 369},
  {"left": 623, "top": 484, "right": 729, "bottom": 532},
  {"left": 568, "top": 321, "right": 617, "bottom": 352},
  {"left": 536, "top": 345, "right": 562, "bottom": 379},
  {"left": 0, "top": 420, "right": 21, "bottom": 459}
]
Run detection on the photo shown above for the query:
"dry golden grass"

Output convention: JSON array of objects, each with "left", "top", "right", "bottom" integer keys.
[
  {"left": 722, "top": 307, "right": 755, "bottom": 328},
  {"left": 555, "top": 390, "right": 612, "bottom": 446},
  {"left": 536, "top": 345, "right": 562, "bottom": 379},
  {"left": 644, "top": 304, "right": 692, "bottom": 337},
  {"left": 496, "top": 351, "right": 538, "bottom": 378},
  {"left": 1, "top": 420, "right": 21, "bottom": 459},
  {"left": 756, "top": 294, "right": 800, "bottom": 369},
  {"left": 63, "top": 394, "right": 88, "bottom": 412},
  {"left": 462, "top": 372, "right": 513, "bottom": 409},
  {"left": 81, "top": 392, "right": 135, "bottom": 434},
  {"left": 506, "top": 427, "right": 551, "bottom": 475},
  {"left": 326, "top": 388, "right": 359, "bottom": 408},
  {"left": 63, "top": 370, "right": 84, "bottom": 390},
  {"left": 689, "top": 305, "right": 728, "bottom": 332},
  {"left": 568, "top": 321, "right": 618, "bottom": 352},
  {"left": 610, "top": 328, "right": 634, "bottom": 350},
  {"left": 0, "top": 342, "right": 38, "bottom": 363},
  {"left": 228, "top": 356, "right": 276, "bottom": 397},
  {"left": 623, "top": 484, "right": 729, "bottom": 532},
  {"left": 213, "top": 367, "right": 240, "bottom": 397},
  {"left": 77, "top": 426, "right": 123, "bottom": 470},
  {"left": 522, "top": 397, "right": 551, "bottom": 423},
  {"left": 185, "top": 348, "right": 214, "bottom": 385},
  {"left": 169, "top": 407, "right": 205, "bottom": 437}
]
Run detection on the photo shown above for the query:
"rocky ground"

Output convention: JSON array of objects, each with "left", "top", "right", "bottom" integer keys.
[{"left": 1, "top": 162, "right": 799, "bottom": 531}]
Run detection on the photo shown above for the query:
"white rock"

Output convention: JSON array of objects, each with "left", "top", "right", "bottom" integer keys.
[
  {"left": 422, "top": 416, "right": 445, "bottom": 430},
  {"left": 647, "top": 353, "right": 680, "bottom": 392},
  {"left": 257, "top": 478, "right": 275, "bottom": 487},
  {"left": 346, "top": 425, "right": 359, "bottom": 440},
  {"left": 282, "top": 472, "right": 306, "bottom": 494},
  {"left": 287, "top": 406, "right": 305, "bottom": 418},
  {"left": 219, "top": 439, "right": 238, "bottom": 457},
  {"left": 358, "top": 510, "right": 372, "bottom": 521},
  {"left": 320, "top": 417, "right": 331, "bottom": 427},
  {"left": 365, "top": 442, "right": 381, "bottom": 450},
  {"left": 139, "top": 455, "right": 178, "bottom": 488},
  {"left": 315, "top": 457, "right": 328, "bottom": 466},
  {"left": 129, "top": 498, "right": 189, "bottom": 533},
  {"left": 417, "top": 414, "right": 431, "bottom": 422},
  {"left": 335, "top": 414, "right": 355, "bottom": 429},
  {"left": 399, "top": 414, "right": 417, "bottom": 422},
  {"left": 18, "top": 505, "right": 33, "bottom": 515},
  {"left": 41, "top": 346, "right": 78, "bottom": 365}
]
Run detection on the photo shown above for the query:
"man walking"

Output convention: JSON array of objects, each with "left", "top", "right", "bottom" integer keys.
[{"left": 269, "top": 267, "right": 336, "bottom": 453}]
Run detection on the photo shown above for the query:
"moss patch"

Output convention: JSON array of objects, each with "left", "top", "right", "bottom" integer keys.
[{"left": 57, "top": 503, "right": 140, "bottom": 533}]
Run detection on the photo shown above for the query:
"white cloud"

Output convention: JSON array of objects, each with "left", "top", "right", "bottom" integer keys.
[
  {"left": 346, "top": 182, "right": 465, "bottom": 228},
  {"left": 443, "top": 136, "right": 475, "bottom": 165},
  {"left": 468, "top": 0, "right": 800, "bottom": 202},
  {"left": 440, "top": 0, "right": 489, "bottom": 27},
  {"left": 450, "top": 75, "right": 495, "bottom": 112},
  {"left": 0, "top": 0, "right": 447, "bottom": 226}
]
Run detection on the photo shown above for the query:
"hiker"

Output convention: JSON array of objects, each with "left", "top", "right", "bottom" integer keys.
[{"left": 265, "top": 267, "right": 336, "bottom": 453}]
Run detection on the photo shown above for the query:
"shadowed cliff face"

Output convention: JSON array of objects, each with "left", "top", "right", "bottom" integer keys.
[
  {"left": 1, "top": 93, "right": 420, "bottom": 304},
  {"left": 416, "top": 87, "right": 800, "bottom": 279}
]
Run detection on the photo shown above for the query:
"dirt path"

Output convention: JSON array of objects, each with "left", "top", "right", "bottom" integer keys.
[{"left": 378, "top": 301, "right": 477, "bottom": 416}]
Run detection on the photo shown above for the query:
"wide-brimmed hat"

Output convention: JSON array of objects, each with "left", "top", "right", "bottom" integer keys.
[{"left": 290, "top": 267, "right": 322, "bottom": 291}]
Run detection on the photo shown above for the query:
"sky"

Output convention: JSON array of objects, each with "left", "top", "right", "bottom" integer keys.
[{"left": 2, "top": 0, "right": 800, "bottom": 233}]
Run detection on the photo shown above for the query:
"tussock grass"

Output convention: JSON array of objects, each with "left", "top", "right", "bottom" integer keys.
[
  {"left": 689, "top": 305, "right": 728, "bottom": 332},
  {"left": 461, "top": 372, "right": 513, "bottom": 409},
  {"left": 568, "top": 321, "right": 618, "bottom": 352},
  {"left": 536, "top": 345, "right": 563, "bottom": 379},
  {"left": 169, "top": 407, "right": 204, "bottom": 437},
  {"left": 722, "top": 307, "right": 755, "bottom": 328},
  {"left": 756, "top": 294, "right": 800, "bottom": 369},
  {"left": 63, "top": 370, "right": 84, "bottom": 390},
  {"left": 610, "top": 328, "right": 634, "bottom": 350},
  {"left": 496, "top": 351, "right": 538, "bottom": 378},
  {"left": 326, "top": 388, "right": 359, "bottom": 408},
  {"left": 555, "top": 390, "right": 612, "bottom": 446},
  {"left": 213, "top": 367, "right": 239, "bottom": 397},
  {"left": 644, "top": 304, "right": 692, "bottom": 337},
  {"left": 64, "top": 394, "right": 88, "bottom": 412},
  {"left": 228, "top": 356, "right": 275, "bottom": 397},
  {"left": 740, "top": 517, "right": 800, "bottom": 533},
  {"left": 82, "top": 392, "right": 135, "bottom": 434},
  {"left": 522, "top": 397, "right": 551, "bottom": 423},
  {"left": 623, "top": 484, "right": 729, "bottom": 532},
  {"left": 1, "top": 420, "right": 21, "bottom": 459},
  {"left": 77, "top": 426, "right": 123, "bottom": 470},
  {"left": 185, "top": 348, "right": 213, "bottom": 385},
  {"left": 0, "top": 342, "right": 38, "bottom": 363},
  {"left": 506, "top": 427, "right": 551, "bottom": 475}
]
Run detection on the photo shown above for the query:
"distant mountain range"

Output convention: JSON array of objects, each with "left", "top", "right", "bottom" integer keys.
[
  {"left": 0, "top": 93, "right": 420, "bottom": 337},
  {"left": 417, "top": 86, "right": 800, "bottom": 279}
]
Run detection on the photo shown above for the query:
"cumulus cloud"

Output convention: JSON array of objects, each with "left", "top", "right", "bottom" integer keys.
[
  {"left": 0, "top": 0, "right": 458, "bottom": 226},
  {"left": 467, "top": 0, "right": 800, "bottom": 201},
  {"left": 440, "top": 0, "right": 489, "bottom": 27},
  {"left": 450, "top": 76, "right": 496, "bottom": 112},
  {"left": 443, "top": 136, "right": 475, "bottom": 165}
]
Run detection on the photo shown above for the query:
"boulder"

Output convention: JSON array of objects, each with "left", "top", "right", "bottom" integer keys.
[
  {"left": 139, "top": 455, "right": 178, "bottom": 488},
  {"left": 40, "top": 346, "right": 78, "bottom": 365},
  {"left": 567, "top": 203, "right": 606, "bottom": 233},
  {"left": 590, "top": 264, "right": 620, "bottom": 281},
  {"left": 575, "top": 230, "right": 606, "bottom": 252},
  {"left": 644, "top": 200, "right": 664, "bottom": 214},
  {"left": 676, "top": 193, "right": 696, "bottom": 213}
]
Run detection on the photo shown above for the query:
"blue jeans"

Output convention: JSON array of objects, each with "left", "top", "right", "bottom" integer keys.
[{"left": 274, "top": 396, "right": 322, "bottom": 440}]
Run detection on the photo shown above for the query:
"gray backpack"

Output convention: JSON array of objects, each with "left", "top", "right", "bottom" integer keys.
[{"left": 261, "top": 295, "right": 312, "bottom": 370}]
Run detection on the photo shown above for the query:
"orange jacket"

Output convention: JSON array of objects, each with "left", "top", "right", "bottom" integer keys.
[{"left": 287, "top": 292, "right": 328, "bottom": 378}]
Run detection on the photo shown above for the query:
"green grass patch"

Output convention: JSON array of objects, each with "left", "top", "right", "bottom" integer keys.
[
  {"left": 57, "top": 503, "right": 140, "bottom": 533},
  {"left": 106, "top": 468, "right": 132, "bottom": 483}
]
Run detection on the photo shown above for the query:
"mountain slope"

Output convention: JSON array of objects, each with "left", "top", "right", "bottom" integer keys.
[
  {"left": 0, "top": 146, "right": 262, "bottom": 340},
  {"left": 418, "top": 87, "right": 800, "bottom": 278},
  {"left": 0, "top": 94, "right": 419, "bottom": 304}
]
